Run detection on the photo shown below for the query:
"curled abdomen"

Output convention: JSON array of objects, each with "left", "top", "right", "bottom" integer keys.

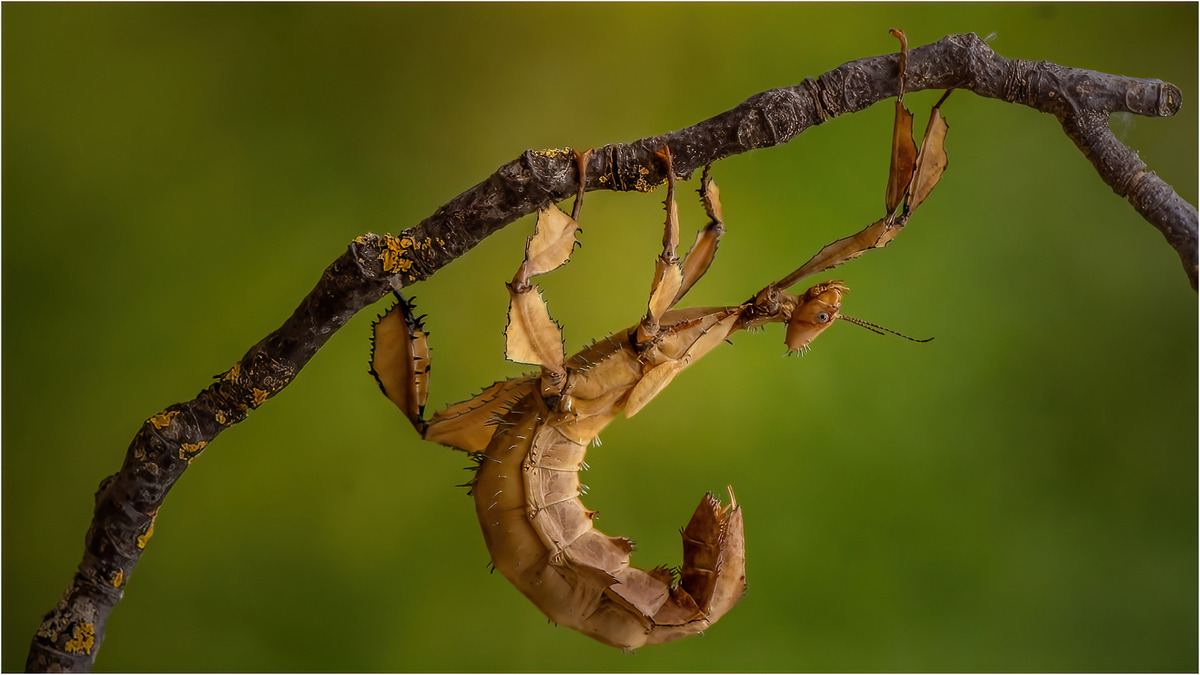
[{"left": 473, "top": 400, "right": 746, "bottom": 649}]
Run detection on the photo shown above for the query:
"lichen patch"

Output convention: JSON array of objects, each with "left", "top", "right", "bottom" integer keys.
[
  {"left": 149, "top": 410, "right": 178, "bottom": 429},
  {"left": 63, "top": 622, "right": 95, "bottom": 655}
]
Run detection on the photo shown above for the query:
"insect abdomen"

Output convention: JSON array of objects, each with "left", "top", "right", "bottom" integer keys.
[{"left": 472, "top": 358, "right": 744, "bottom": 649}]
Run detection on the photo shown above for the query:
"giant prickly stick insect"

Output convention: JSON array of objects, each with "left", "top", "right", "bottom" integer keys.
[{"left": 369, "top": 31, "right": 948, "bottom": 650}]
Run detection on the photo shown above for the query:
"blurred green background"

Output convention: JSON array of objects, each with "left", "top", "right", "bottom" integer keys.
[{"left": 4, "top": 3, "right": 1196, "bottom": 672}]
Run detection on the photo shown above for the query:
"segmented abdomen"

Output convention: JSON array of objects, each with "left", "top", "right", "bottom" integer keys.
[
  {"left": 471, "top": 380, "right": 744, "bottom": 650},
  {"left": 473, "top": 397, "right": 646, "bottom": 647}
]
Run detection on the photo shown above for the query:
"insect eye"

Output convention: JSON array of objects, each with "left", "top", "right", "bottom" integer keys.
[{"left": 816, "top": 311, "right": 830, "bottom": 323}]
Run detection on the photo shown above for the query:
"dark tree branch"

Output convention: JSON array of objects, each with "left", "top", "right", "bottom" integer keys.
[
  {"left": 395, "top": 33, "right": 1194, "bottom": 288},
  {"left": 26, "top": 33, "right": 1192, "bottom": 673}
]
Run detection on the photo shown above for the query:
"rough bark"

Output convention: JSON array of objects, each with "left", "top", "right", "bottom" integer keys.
[{"left": 26, "top": 32, "right": 1193, "bottom": 673}]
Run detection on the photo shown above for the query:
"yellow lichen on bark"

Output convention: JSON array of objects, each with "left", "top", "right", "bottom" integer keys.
[
  {"left": 136, "top": 517, "right": 156, "bottom": 550},
  {"left": 111, "top": 570, "right": 124, "bottom": 588},
  {"left": 632, "top": 166, "right": 665, "bottom": 193},
  {"left": 179, "top": 441, "right": 207, "bottom": 463},
  {"left": 380, "top": 232, "right": 445, "bottom": 277},
  {"left": 220, "top": 361, "right": 243, "bottom": 390},
  {"left": 149, "top": 410, "right": 178, "bottom": 429},
  {"left": 63, "top": 623, "right": 95, "bottom": 655},
  {"left": 529, "top": 147, "right": 574, "bottom": 161},
  {"left": 380, "top": 234, "right": 413, "bottom": 273}
]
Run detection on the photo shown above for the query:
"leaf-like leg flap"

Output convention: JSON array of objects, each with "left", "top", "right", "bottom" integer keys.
[
  {"left": 369, "top": 294, "right": 430, "bottom": 432},
  {"left": 627, "top": 312, "right": 738, "bottom": 417},
  {"left": 516, "top": 205, "right": 580, "bottom": 286},
  {"left": 425, "top": 376, "right": 536, "bottom": 452},
  {"left": 906, "top": 106, "right": 950, "bottom": 215},
  {"left": 886, "top": 100, "right": 917, "bottom": 215},
  {"left": 673, "top": 170, "right": 726, "bottom": 306},
  {"left": 625, "top": 360, "right": 685, "bottom": 418},
  {"left": 885, "top": 28, "right": 917, "bottom": 216},
  {"left": 505, "top": 284, "right": 565, "bottom": 372},
  {"left": 646, "top": 259, "right": 684, "bottom": 322},
  {"left": 773, "top": 218, "right": 898, "bottom": 291}
]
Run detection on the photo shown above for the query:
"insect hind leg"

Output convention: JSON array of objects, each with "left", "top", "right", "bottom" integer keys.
[{"left": 369, "top": 291, "right": 431, "bottom": 434}]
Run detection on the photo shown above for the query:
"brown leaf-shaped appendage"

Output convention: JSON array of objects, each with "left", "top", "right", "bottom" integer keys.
[
  {"left": 517, "top": 205, "right": 580, "bottom": 285},
  {"left": 624, "top": 360, "right": 685, "bottom": 419},
  {"left": 885, "top": 27, "right": 916, "bottom": 215},
  {"left": 906, "top": 107, "right": 949, "bottom": 214},
  {"left": 646, "top": 260, "right": 684, "bottom": 326},
  {"left": 425, "top": 377, "right": 535, "bottom": 452},
  {"left": 886, "top": 101, "right": 917, "bottom": 214},
  {"left": 368, "top": 298, "right": 430, "bottom": 429},
  {"left": 626, "top": 312, "right": 738, "bottom": 417},
  {"left": 505, "top": 285, "right": 565, "bottom": 371},
  {"left": 505, "top": 205, "right": 577, "bottom": 370},
  {"left": 777, "top": 222, "right": 896, "bottom": 291},
  {"left": 673, "top": 176, "right": 725, "bottom": 306}
]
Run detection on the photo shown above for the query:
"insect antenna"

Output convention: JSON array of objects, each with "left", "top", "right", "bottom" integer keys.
[{"left": 838, "top": 314, "right": 933, "bottom": 343}]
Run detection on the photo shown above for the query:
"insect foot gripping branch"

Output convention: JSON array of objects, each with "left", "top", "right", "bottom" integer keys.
[{"left": 369, "top": 41, "right": 948, "bottom": 648}]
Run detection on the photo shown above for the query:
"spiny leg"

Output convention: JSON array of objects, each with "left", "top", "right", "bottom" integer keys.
[
  {"left": 745, "top": 32, "right": 951, "bottom": 354},
  {"left": 772, "top": 32, "right": 949, "bottom": 293},
  {"left": 370, "top": 292, "right": 539, "bottom": 453},
  {"left": 570, "top": 148, "right": 591, "bottom": 222},
  {"left": 636, "top": 147, "right": 685, "bottom": 346},
  {"left": 772, "top": 93, "right": 949, "bottom": 291},
  {"left": 512, "top": 149, "right": 592, "bottom": 292},
  {"left": 672, "top": 165, "right": 726, "bottom": 306},
  {"left": 505, "top": 148, "right": 591, "bottom": 378},
  {"left": 886, "top": 27, "right": 917, "bottom": 220},
  {"left": 371, "top": 151, "right": 594, "bottom": 449},
  {"left": 887, "top": 29, "right": 950, "bottom": 224}
]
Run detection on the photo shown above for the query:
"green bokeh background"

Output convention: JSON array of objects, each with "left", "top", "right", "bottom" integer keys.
[{"left": 4, "top": 3, "right": 1196, "bottom": 672}]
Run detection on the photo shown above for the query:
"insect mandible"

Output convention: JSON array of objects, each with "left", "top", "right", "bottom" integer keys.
[{"left": 369, "top": 31, "right": 948, "bottom": 650}]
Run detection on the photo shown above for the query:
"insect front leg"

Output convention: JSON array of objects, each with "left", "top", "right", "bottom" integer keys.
[
  {"left": 765, "top": 90, "right": 949, "bottom": 292},
  {"left": 774, "top": 31, "right": 950, "bottom": 291},
  {"left": 504, "top": 149, "right": 591, "bottom": 386}
]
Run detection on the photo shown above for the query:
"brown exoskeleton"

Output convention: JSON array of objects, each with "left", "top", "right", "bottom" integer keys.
[{"left": 370, "top": 31, "right": 947, "bottom": 650}]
